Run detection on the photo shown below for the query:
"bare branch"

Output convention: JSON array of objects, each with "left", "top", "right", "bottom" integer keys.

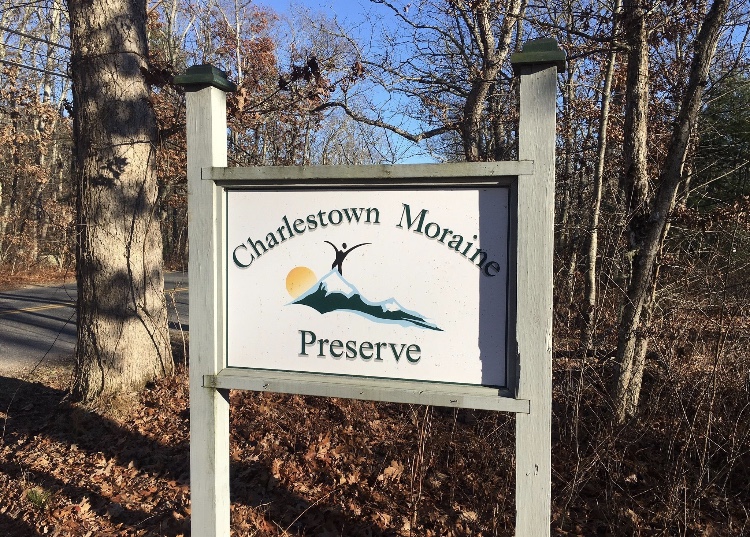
[{"left": 314, "top": 101, "right": 458, "bottom": 143}]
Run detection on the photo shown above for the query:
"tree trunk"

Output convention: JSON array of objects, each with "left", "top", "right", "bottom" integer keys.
[
  {"left": 613, "top": 0, "right": 731, "bottom": 422},
  {"left": 69, "top": 0, "right": 173, "bottom": 401},
  {"left": 581, "top": 0, "right": 622, "bottom": 353},
  {"left": 558, "top": 65, "right": 574, "bottom": 254},
  {"left": 460, "top": 0, "right": 524, "bottom": 161},
  {"left": 613, "top": 0, "right": 650, "bottom": 422}
]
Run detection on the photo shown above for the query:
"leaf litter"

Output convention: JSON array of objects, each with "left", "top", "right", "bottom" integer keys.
[
  {"left": 2, "top": 355, "right": 746, "bottom": 535},
  {"left": 0, "top": 363, "right": 516, "bottom": 536}
]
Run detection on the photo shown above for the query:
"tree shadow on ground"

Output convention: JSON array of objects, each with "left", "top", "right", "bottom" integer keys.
[
  {"left": 0, "top": 373, "right": 391, "bottom": 536},
  {"left": 0, "top": 511, "right": 42, "bottom": 537}
]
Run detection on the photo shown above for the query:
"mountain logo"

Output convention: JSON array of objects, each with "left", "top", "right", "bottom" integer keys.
[{"left": 285, "top": 242, "right": 442, "bottom": 331}]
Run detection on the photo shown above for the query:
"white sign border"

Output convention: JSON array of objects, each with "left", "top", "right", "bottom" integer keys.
[{"left": 224, "top": 185, "right": 511, "bottom": 388}]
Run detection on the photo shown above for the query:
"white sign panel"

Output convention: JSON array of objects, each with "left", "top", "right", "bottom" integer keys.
[{"left": 226, "top": 187, "right": 510, "bottom": 387}]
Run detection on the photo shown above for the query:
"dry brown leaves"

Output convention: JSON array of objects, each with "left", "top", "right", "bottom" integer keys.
[
  {"left": 0, "top": 268, "right": 73, "bottom": 291},
  {"left": 3, "top": 355, "right": 745, "bottom": 535},
  {"left": 1, "top": 367, "right": 191, "bottom": 536},
  {"left": 0, "top": 366, "right": 515, "bottom": 536}
]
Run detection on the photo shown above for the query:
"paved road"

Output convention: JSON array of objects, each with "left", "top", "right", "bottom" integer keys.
[{"left": 0, "top": 272, "right": 188, "bottom": 376}]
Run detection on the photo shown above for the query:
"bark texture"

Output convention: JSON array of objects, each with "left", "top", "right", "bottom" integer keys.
[
  {"left": 613, "top": 0, "right": 650, "bottom": 422},
  {"left": 460, "top": 0, "right": 524, "bottom": 161},
  {"left": 613, "top": 0, "right": 731, "bottom": 422},
  {"left": 69, "top": 0, "right": 173, "bottom": 401}
]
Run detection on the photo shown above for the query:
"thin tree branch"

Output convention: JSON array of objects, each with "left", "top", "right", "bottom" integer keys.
[{"left": 314, "top": 101, "right": 458, "bottom": 143}]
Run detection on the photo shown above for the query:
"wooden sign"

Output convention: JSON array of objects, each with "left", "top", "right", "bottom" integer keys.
[{"left": 178, "top": 37, "right": 562, "bottom": 537}]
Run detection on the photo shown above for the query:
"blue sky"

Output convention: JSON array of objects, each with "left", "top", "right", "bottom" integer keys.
[
  {"left": 273, "top": 0, "right": 371, "bottom": 27},
  {"left": 262, "top": 0, "right": 436, "bottom": 163}
]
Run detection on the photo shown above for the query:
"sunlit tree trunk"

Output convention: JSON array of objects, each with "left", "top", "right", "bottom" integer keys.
[
  {"left": 69, "top": 0, "right": 173, "bottom": 401},
  {"left": 581, "top": 0, "right": 622, "bottom": 354},
  {"left": 613, "top": 0, "right": 731, "bottom": 422},
  {"left": 461, "top": 0, "right": 525, "bottom": 161},
  {"left": 614, "top": 0, "right": 650, "bottom": 422}
]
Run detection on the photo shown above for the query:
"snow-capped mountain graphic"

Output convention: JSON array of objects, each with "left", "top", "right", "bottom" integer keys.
[{"left": 290, "top": 270, "right": 442, "bottom": 331}]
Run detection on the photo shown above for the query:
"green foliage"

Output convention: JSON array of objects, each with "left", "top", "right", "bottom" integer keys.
[
  {"left": 25, "top": 487, "right": 53, "bottom": 510},
  {"left": 691, "top": 74, "right": 750, "bottom": 209}
]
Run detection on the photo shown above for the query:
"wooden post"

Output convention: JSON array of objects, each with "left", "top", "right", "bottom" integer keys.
[
  {"left": 175, "top": 65, "right": 236, "bottom": 537},
  {"left": 510, "top": 39, "right": 564, "bottom": 536}
]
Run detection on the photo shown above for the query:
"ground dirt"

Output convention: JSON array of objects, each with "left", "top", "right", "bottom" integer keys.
[{"left": 1, "top": 335, "right": 748, "bottom": 535}]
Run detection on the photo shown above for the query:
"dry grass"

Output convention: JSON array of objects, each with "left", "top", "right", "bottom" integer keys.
[{"left": 0, "top": 267, "right": 74, "bottom": 291}]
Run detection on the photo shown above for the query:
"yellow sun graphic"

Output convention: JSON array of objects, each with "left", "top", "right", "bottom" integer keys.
[{"left": 286, "top": 266, "right": 318, "bottom": 298}]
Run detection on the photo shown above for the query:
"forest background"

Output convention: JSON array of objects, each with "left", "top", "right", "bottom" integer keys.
[{"left": 1, "top": 0, "right": 749, "bottom": 534}]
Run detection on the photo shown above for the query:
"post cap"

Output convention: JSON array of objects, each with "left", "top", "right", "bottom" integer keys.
[
  {"left": 174, "top": 64, "right": 237, "bottom": 92},
  {"left": 510, "top": 38, "right": 566, "bottom": 74}
]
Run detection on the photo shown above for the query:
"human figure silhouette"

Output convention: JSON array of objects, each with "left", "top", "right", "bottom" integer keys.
[{"left": 324, "top": 241, "right": 370, "bottom": 276}]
